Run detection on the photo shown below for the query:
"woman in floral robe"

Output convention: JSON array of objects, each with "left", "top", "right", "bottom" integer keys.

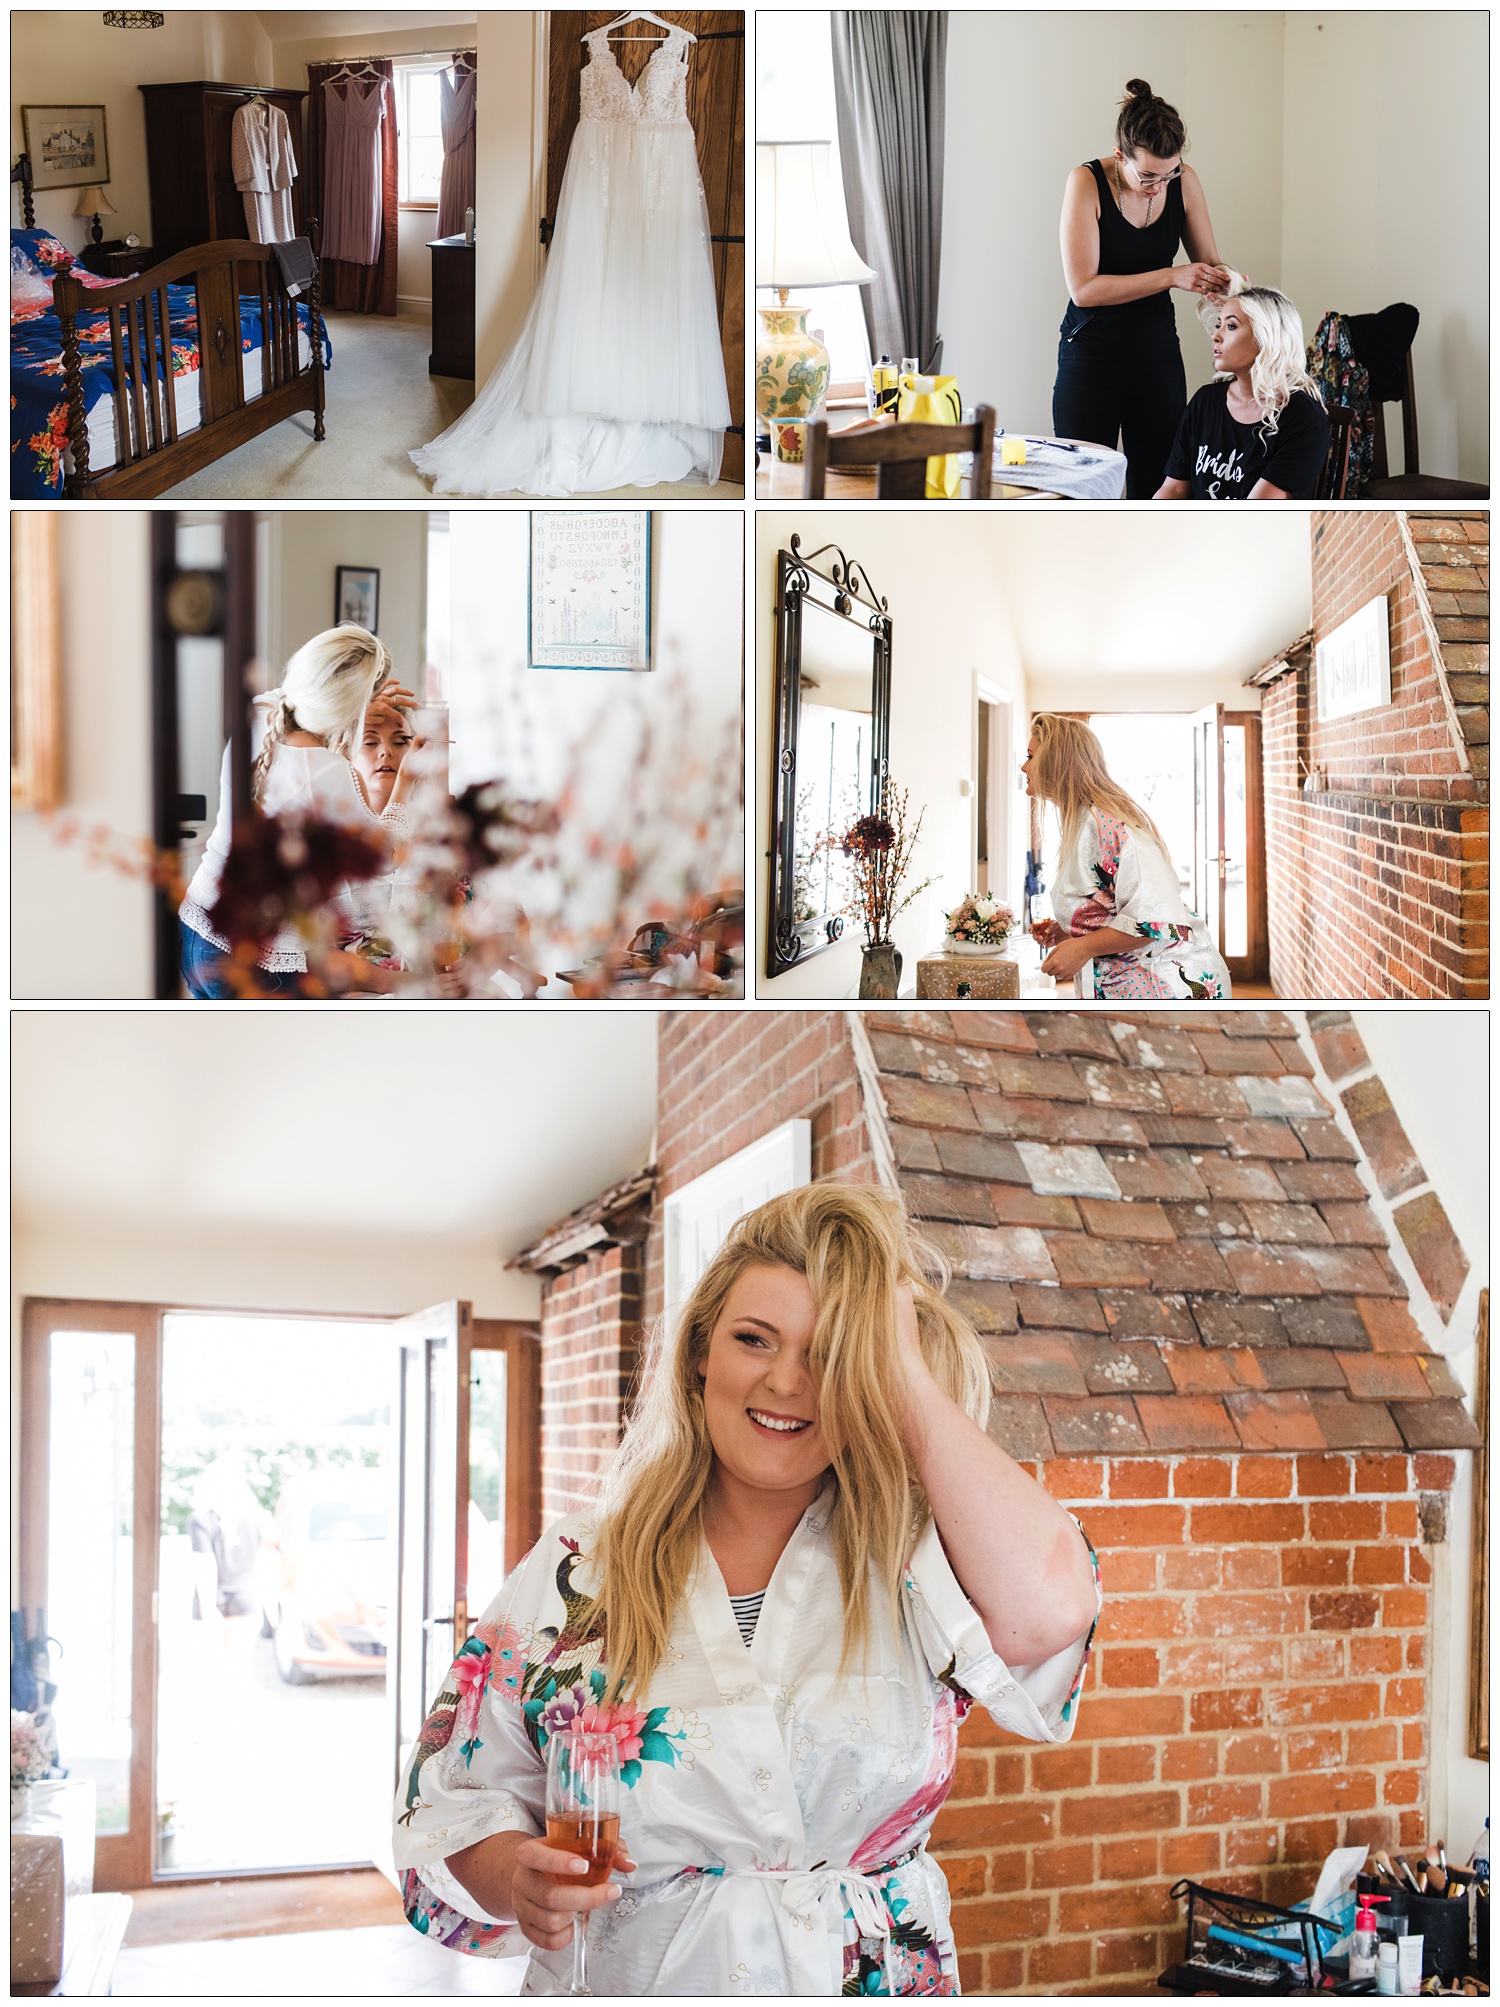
[
  {"left": 1025, "top": 713, "right": 1231, "bottom": 999},
  {"left": 392, "top": 1186, "right": 1101, "bottom": 1996}
]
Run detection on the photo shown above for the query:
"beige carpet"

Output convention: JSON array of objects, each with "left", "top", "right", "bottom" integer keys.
[{"left": 164, "top": 307, "right": 744, "bottom": 502}]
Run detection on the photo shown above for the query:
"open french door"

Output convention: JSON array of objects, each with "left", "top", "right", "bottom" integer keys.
[
  {"left": 389, "top": 1305, "right": 543, "bottom": 1800},
  {"left": 1192, "top": 705, "right": 1268, "bottom": 989}
]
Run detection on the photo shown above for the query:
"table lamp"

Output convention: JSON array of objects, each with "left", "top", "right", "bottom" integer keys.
[
  {"left": 73, "top": 184, "right": 117, "bottom": 246},
  {"left": 756, "top": 140, "right": 875, "bottom": 460}
]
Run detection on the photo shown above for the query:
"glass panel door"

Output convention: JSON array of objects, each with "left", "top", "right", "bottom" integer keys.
[
  {"left": 47, "top": 1331, "right": 135, "bottom": 1838},
  {"left": 20, "top": 1302, "right": 157, "bottom": 1891},
  {"left": 1192, "top": 703, "right": 1225, "bottom": 949},
  {"left": 1222, "top": 721, "right": 1248, "bottom": 964},
  {"left": 391, "top": 1302, "right": 468, "bottom": 1795}
]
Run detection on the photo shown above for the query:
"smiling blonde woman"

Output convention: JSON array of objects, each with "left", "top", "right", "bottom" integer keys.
[{"left": 393, "top": 1184, "right": 1101, "bottom": 1995}]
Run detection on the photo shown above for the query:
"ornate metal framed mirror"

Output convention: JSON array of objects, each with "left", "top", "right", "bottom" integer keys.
[{"left": 766, "top": 535, "right": 892, "bottom": 980}]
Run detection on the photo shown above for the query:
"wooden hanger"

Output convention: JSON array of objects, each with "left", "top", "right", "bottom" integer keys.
[{"left": 592, "top": 9, "right": 695, "bottom": 42}]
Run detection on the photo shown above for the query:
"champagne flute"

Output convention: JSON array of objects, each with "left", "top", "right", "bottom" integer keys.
[
  {"left": 1029, "top": 888, "right": 1056, "bottom": 948},
  {"left": 544, "top": 1730, "right": 621, "bottom": 1997}
]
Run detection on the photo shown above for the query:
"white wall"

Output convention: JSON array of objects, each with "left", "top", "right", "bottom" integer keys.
[
  {"left": 938, "top": 13, "right": 1487, "bottom": 483},
  {"left": 11, "top": 11, "right": 273, "bottom": 253},
  {"left": 1281, "top": 13, "right": 1488, "bottom": 484},
  {"left": 265, "top": 509, "right": 429, "bottom": 694},
  {"left": 755, "top": 512, "right": 1031, "bottom": 999},
  {"left": 940, "top": 13, "right": 1286, "bottom": 437},
  {"left": 474, "top": 11, "right": 547, "bottom": 378},
  {"left": 11, "top": 515, "right": 155, "bottom": 1001}
]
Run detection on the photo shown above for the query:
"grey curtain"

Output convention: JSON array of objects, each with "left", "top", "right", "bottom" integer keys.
[{"left": 831, "top": 12, "right": 947, "bottom": 373}]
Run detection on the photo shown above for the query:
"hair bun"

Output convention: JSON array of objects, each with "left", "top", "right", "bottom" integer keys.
[{"left": 1125, "top": 78, "right": 1153, "bottom": 99}]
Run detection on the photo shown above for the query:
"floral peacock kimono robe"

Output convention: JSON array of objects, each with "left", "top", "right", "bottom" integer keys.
[
  {"left": 1053, "top": 808, "right": 1231, "bottom": 1000},
  {"left": 393, "top": 1493, "right": 1100, "bottom": 1995}
]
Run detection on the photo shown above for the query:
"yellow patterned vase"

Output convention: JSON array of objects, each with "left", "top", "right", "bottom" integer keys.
[{"left": 756, "top": 303, "right": 831, "bottom": 462}]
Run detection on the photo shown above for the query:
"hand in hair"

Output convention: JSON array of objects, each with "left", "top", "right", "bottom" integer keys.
[
  {"left": 447, "top": 1829, "right": 639, "bottom": 1951},
  {"left": 1170, "top": 261, "right": 1232, "bottom": 295}
]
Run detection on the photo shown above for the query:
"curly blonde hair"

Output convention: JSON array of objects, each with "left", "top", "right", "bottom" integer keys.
[{"left": 587, "top": 1183, "right": 990, "bottom": 1699}]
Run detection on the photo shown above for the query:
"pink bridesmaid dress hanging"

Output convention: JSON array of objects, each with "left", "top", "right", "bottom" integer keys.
[
  {"left": 436, "top": 65, "right": 476, "bottom": 240},
  {"left": 322, "top": 77, "right": 387, "bottom": 265}
]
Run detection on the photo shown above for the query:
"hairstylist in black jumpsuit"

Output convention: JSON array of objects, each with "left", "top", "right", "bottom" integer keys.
[{"left": 1053, "top": 80, "right": 1233, "bottom": 499}]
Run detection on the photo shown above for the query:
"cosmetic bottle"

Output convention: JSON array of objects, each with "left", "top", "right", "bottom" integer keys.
[
  {"left": 1396, "top": 1933, "right": 1424, "bottom": 1995},
  {"left": 1351, "top": 1894, "right": 1389, "bottom": 1982},
  {"left": 1376, "top": 1941, "right": 1399, "bottom": 1995}
]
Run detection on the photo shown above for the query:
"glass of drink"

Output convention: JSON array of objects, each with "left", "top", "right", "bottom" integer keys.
[
  {"left": 544, "top": 1730, "right": 621, "bottom": 1996},
  {"left": 1029, "top": 889, "right": 1055, "bottom": 947}
]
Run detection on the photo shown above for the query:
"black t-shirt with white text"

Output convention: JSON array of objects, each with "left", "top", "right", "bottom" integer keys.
[{"left": 1165, "top": 382, "right": 1331, "bottom": 499}]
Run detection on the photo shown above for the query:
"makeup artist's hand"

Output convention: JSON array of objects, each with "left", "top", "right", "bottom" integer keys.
[{"left": 372, "top": 681, "right": 419, "bottom": 714}]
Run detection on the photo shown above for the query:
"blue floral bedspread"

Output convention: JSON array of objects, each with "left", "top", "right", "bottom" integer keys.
[{"left": 11, "top": 240, "right": 331, "bottom": 498}]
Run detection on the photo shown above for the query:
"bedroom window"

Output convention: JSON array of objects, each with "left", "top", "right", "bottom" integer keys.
[
  {"left": 756, "top": 11, "right": 871, "bottom": 397},
  {"left": 395, "top": 59, "right": 448, "bottom": 207}
]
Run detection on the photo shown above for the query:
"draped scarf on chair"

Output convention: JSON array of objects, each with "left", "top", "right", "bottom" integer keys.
[
  {"left": 305, "top": 57, "right": 398, "bottom": 315},
  {"left": 437, "top": 49, "right": 478, "bottom": 241},
  {"left": 831, "top": 11, "right": 948, "bottom": 372}
]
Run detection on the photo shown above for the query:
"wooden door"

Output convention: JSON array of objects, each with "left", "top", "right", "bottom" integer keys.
[
  {"left": 19, "top": 1300, "right": 162, "bottom": 1893},
  {"left": 545, "top": 11, "right": 745, "bottom": 484},
  {"left": 1193, "top": 706, "right": 1268, "bottom": 989}
]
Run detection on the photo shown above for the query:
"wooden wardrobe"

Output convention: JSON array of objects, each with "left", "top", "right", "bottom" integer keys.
[{"left": 139, "top": 82, "right": 308, "bottom": 280}]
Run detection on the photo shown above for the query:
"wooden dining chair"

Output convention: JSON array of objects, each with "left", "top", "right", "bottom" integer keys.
[
  {"left": 801, "top": 406, "right": 997, "bottom": 499},
  {"left": 1364, "top": 353, "right": 1488, "bottom": 500},
  {"left": 1316, "top": 404, "right": 1355, "bottom": 501}
]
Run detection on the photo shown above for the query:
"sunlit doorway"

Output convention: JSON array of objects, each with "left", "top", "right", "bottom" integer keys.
[
  {"left": 1088, "top": 711, "right": 1267, "bottom": 988},
  {"left": 155, "top": 1315, "right": 394, "bottom": 1877}
]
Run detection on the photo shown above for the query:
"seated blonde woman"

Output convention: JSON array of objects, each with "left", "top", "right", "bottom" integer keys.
[
  {"left": 1155, "top": 279, "right": 1330, "bottom": 500},
  {"left": 1025, "top": 713, "right": 1231, "bottom": 1000}
]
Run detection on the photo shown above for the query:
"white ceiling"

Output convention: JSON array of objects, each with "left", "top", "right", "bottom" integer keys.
[
  {"left": 12, "top": 1014, "right": 657, "bottom": 1261},
  {"left": 976, "top": 514, "right": 1312, "bottom": 684},
  {"left": 255, "top": 9, "right": 476, "bottom": 44}
]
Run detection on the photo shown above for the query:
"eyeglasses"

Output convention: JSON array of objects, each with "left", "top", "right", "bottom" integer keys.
[{"left": 1128, "top": 163, "right": 1182, "bottom": 188}]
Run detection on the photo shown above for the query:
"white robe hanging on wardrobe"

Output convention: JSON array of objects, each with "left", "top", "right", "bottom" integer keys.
[{"left": 232, "top": 99, "right": 298, "bottom": 245}]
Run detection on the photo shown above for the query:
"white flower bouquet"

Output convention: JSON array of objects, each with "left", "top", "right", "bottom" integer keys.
[{"left": 943, "top": 893, "right": 1016, "bottom": 956}]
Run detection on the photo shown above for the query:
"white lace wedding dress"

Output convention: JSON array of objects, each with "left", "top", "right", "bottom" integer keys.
[{"left": 411, "top": 24, "right": 730, "bottom": 495}]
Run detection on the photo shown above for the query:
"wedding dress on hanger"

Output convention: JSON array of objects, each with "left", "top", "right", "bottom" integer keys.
[{"left": 410, "top": 20, "right": 730, "bottom": 495}]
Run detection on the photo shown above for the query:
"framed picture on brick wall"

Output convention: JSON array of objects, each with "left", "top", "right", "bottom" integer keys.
[
  {"left": 663, "top": 1120, "right": 811, "bottom": 1333},
  {"left": 1316, "top": 594, "right": 1392, "bottom": 720}
]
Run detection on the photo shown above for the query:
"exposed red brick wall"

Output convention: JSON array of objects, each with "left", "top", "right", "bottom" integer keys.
[
  {"left": 645, "top": 1011, "right": 874, "bottom": 1322},
  {"left": 1264, "top": 512, "right": 1488, "bottom": 998},
  {"left": 537, "top": 1242, "right": 644, "bottom": 1520},
  {"left": 934, "top": 1448, "right": 1458, "bottom": 1997}
]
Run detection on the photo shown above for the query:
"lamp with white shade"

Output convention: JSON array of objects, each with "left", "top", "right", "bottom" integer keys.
[
  {"left": 755, "top": 140, "right": 875, "bottom": 462},
  {"left": 72, "top": 184, "right": 116, "bottom": 246}
]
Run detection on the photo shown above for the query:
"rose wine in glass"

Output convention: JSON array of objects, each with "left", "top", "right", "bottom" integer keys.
[
  {"left": 1029, "top": 889, "right": 1055, "bottom": 946},
  {"left": 544, "top": 1730, "right": 621, "bottom": 1996}
]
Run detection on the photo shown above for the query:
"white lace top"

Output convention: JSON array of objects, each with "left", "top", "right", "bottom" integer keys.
[
  {"left": 580, "top": 23, "right": 691, "bottom": 127},
  {"left": 180, "top": 740, "right": 409, "bottom": 972}
]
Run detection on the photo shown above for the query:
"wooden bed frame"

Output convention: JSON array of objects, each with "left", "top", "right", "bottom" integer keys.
[{"left": 50, "top": 228, "right": 325, "bottom": 500}]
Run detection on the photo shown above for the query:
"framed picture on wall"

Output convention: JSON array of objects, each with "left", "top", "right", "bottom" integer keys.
[
  {"left": 22, "top": 106, "right": 110, "bottom": 192},
  {"left": 335, "top": 565, "right": 380, "bottom": 633},
  {"left": 528, "top": 511, "right": 651, "bottom": 672}
]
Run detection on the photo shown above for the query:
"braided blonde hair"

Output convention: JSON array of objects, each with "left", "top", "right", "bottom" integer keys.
[{"left": 250, "top": 624, "right": 393, "bottom": 806}]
